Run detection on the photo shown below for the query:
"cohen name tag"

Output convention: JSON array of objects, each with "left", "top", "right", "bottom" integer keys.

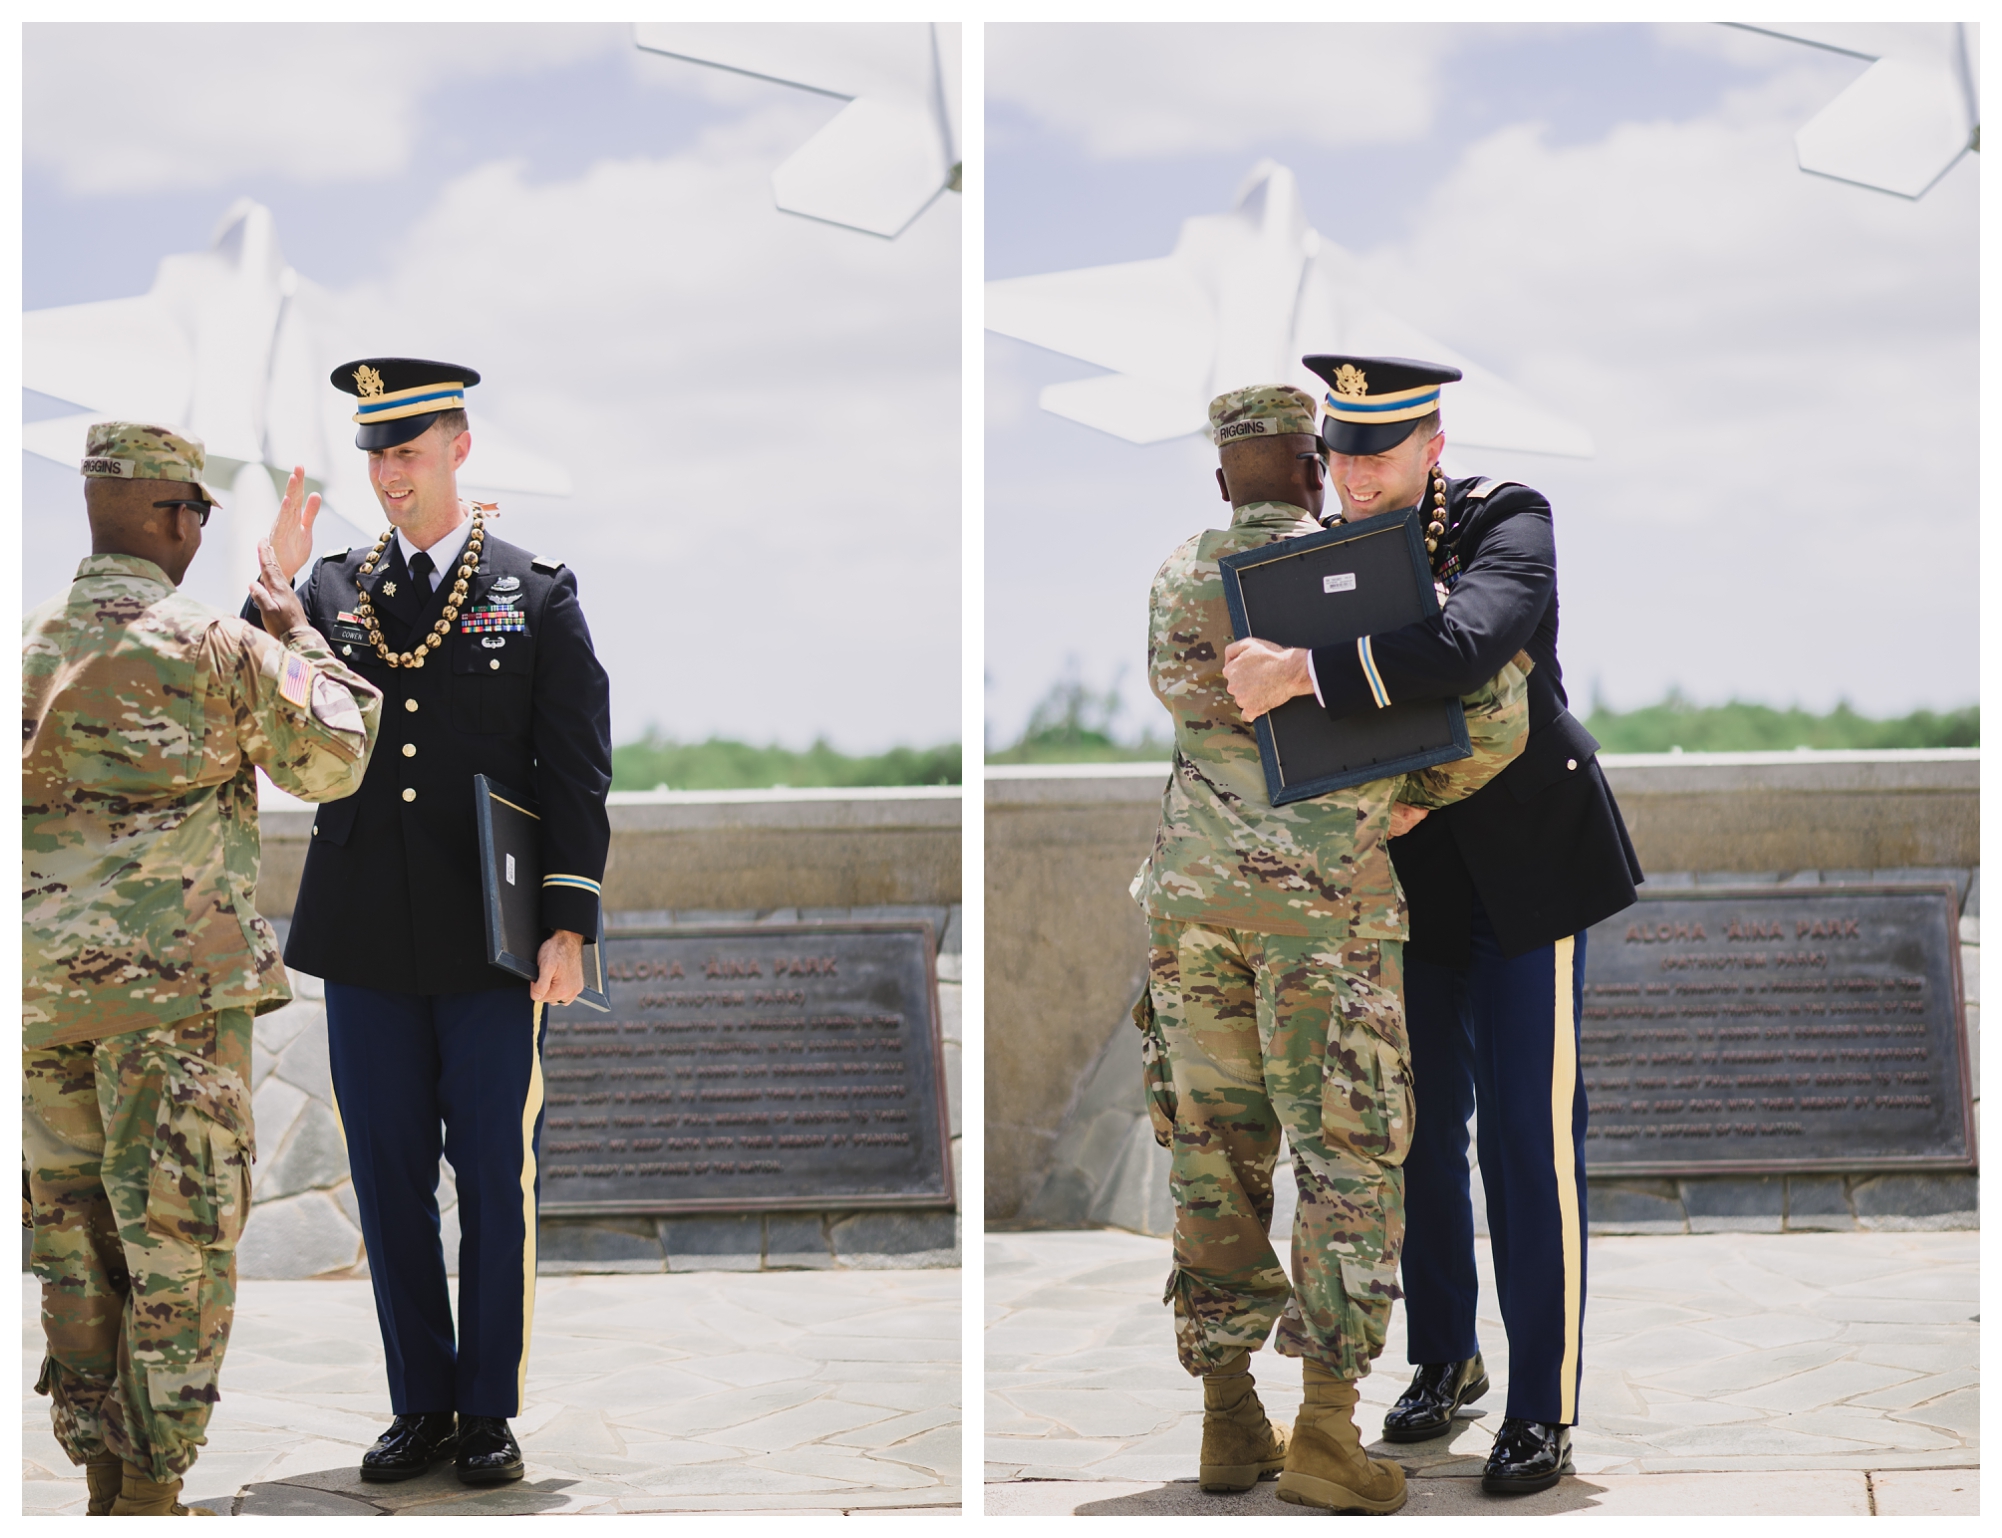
[{"left": 1323, "top": 572, "right": 1358, "bottom": 594}]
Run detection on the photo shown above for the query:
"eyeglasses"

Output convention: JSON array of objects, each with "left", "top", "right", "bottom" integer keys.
[{"left": 154, "top": 499, "right": 212, "bottom": 527}]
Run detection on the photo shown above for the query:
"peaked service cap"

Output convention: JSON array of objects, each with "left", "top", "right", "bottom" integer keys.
[
  {"left": 1303, "top": 354, "right": 1461, "bottom": 456},
  {"left": 332, "top": 357, "right": 481, "bottom": 449}
]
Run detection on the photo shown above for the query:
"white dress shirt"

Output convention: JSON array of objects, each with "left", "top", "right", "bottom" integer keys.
[{"left": 396, "top": 513, "right": 475, "bottom": 592}]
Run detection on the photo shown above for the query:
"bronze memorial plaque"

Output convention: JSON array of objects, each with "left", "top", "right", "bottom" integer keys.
[
  {"left": 1580, "top": 885, "right": 1974, "bottom": 1176},
  {"left": 537, "top": 923, "right": 953, "bottom": 1214}
]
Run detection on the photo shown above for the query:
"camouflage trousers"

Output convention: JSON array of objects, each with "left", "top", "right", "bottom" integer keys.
[
  {"left": 1144, "top": 921, "right": 1413, "bottom": 1382},
  {"left": 23, "top": 1008, "right": 256, "bottom": 1481}
]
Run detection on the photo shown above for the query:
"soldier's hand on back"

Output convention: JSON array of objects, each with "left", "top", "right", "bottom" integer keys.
[
  {"left": 268, "top": 465, "right": 322, "bottom": 584},
  {"left": 1388, "top": 804, "right": 1430, "bottom": 839},
  {"left": 248, "top": 539, "right": 310, "bottom": 639}
]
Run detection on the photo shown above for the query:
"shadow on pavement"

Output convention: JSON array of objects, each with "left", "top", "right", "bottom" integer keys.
[
  {"left": 235, "top": 1465, "right": 583, "bottom": 1517},
  {"left": 1069, "top": 1475, "right": 1610, "bottom": 1517}
]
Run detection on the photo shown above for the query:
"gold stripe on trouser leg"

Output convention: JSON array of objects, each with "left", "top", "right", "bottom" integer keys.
[
  {"left": 516, "top": 1003, "right": 546, "bottom": 1407},
  {"left": 1549, "top": 937, "right": 1583, "bottom": 1424}
]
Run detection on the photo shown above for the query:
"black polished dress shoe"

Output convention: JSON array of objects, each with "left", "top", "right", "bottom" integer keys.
[
  {"left": 456, "top": 1415, "right": 526, "bottom": 1485},
  {"left": 359, "top": 1412, "right": 458, "bottom": 1482},
  {"left": 1380, "top": 1354, "right": 1490, "bottom": 1443},
  {"left": 1481, "top": 1418, "right": 1572, "bottom": 1494}
]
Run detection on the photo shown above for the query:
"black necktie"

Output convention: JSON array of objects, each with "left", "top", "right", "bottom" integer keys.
[{"left": 409, "top": 551, "right": 435, "bottom": 591}]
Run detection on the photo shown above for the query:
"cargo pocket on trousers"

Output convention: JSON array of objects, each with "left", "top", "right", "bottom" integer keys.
[
  {"left": 1320, "top": 1032, "right": 1415, "bottom": 1168},
  {"left": 146, "top": 1051, "right": 255, "bottom": 1383},
  {"left": 146, "top": 1053, "right": 254, "bottom": 1253},
  {"left": 1133, "top": 987, "right": 1177, "bottom": 1149},
  {"left": 1337, "top": 1254, "right": 1404, "bottom": 1344}
]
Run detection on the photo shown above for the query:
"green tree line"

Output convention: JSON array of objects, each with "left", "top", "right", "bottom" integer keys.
[
  {"left": 612, "top": 732, "right": 961, "bottom": 792},
  {"left": 1581, "top": 693, "right": 1977, "bottom": 753},
  {"left": 986, "top": 679, "right": 1977, "bottom": 763}
]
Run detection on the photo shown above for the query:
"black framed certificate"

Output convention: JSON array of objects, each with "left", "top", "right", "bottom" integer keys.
[
  {"left": 1219, "top": 507, "right": 1469, "bottom": 805},
  {"left": 473, "top": 774, "right": 611, "bottom": 1012}
]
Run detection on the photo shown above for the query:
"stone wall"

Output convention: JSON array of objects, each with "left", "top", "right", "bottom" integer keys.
[
  {"left": 987, "top": 752, "right": 1980, "bottom": 1230},
  {"left": 222, "top": 789, "right": 962, "bottom": 1279}
]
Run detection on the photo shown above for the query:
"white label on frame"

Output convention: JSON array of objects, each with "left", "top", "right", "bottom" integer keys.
[
  {"left": 1323, "top": 573, "right": 1358, "bottom": 594},
  {"left": 507, "top": 853, "right": 517, "bottom": 886}
]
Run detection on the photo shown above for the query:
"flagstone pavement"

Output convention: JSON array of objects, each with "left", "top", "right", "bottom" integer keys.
[
  {"left": 23, "top": 1270, "right": 959, "bottom": 1516},
  {"left": 984, "top": 1228, "right": 1977, "bottom": 1516}
]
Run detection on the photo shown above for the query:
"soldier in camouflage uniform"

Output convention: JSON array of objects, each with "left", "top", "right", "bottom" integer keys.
[
  {"left": 1131, "top": 386, "right": 1529, "bottom": 1514},
  {"left": 23, "top": 424, "right": 382, "bottom": 1515}
]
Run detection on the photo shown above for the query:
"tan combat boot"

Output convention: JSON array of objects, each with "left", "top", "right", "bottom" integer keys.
[
  {"left": 1198, "top": 1350, "right": 1290, "bottom": 1492},
  {"left": 107, "top": 1463, "right": 216, "bottom": 1516},
  {"left": 85, "top": 1454, "right": 124, "bottom": 1516},
  {"left": 1276, "top": 1360, "right": 1408, "bottom": 1514}
]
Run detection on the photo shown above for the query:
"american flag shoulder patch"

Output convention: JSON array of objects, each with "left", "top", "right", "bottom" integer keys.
[{"left": 279, "top": 652, "right": 314, "bottom": 708}]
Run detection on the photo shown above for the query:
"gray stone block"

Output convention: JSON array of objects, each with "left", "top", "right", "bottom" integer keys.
[
  {"left": 1852, "top": 1173, "right": 1979, "bottom": 1231},
  {"left": 255, "top": 1098, "right": 350, "bottom": 1202},
  {"left": 273, "top": 1020, "right": 334, "bottom": 1104},
  {"left": 537, "top": 1218, "right": 664, "bottom": 1273},
  {"left": 238, "top": 1191, "right": 362, "bottom": 1278},
  {"left": 330, "top": 1179, "right": 361, "bottom": 1230},
  {"left": 1785, "top": 1175, "right": 1855, "bottom": 1230},
  {"left": 439, "top": 1198, "right": 461, "bottom": 1277},
  {"left": 1965, "top": 866, "right": 1980, "bottom": 918},
  {"left": 942, "top": 1038, "right": 963, "bottom": 1137},
  {"left": 250, "top": 1078, "right": 308, "bottom": 1188},
  {"left": 1680, "top": 1176, "right": 1783, "bottom": 1232},
  {"left": 829, "top": 1210, "right": 959, "bottom": 1269},
  {"left": 1587, "top": 1181, "right": 1687, "bottom": 1234},
  {"left": 938, "top": 978, "right": 962, "bottom": 1045},
  {"left": 254, "top": 1001, "right": 312, "bottom": 1065},
  {"left": 660, "top": 1214, "right": 762, "bottom": 1272},
  {"left": 941, "top": 903, "right": 963, "bottom": 956},
  {"left": 765, "top": 1214, "right": 835, "bottom": 1269},
  {"left": 1085, "top": 1116, "right": 1173, "bottom": 1238}
]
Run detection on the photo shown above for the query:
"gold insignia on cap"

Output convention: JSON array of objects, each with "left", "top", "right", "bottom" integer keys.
[
  {"left": 354, "top": 364, "right": 386, "bottom": 399},
  {"left": 1333, "top": 363, "right": 1369, "bottom": 398}
]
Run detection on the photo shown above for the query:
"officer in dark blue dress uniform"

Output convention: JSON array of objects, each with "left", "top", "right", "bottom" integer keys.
[
  {"left": 1222, "top": 355, "right": 1642, "bottom": 1496},
  {"left": 246, "top": 359, "right": 611, "bottom": 1487}
]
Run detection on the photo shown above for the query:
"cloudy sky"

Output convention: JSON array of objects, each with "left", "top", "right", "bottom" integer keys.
[
  {"left": 24, "top": 23, "right": 959, "bottom": 755},
  {"left": 985, "top": 23, "right": 1978, "bottom": 748}
]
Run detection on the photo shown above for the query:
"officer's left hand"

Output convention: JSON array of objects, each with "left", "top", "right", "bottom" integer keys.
[
  {"left": 1222, "top": 638, "right": 1314, "bottom": 721},
  {"left": 532, "top": 929, "right": 586, "bottom": 1008}
]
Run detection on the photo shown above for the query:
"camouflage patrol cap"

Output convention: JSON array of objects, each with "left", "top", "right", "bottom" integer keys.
[
  {"left": 81, "top": 422, "right": 222, "bottom": 505},
  {"left": 1207, "top": 385, "right": 1319, "bottom": 450}
]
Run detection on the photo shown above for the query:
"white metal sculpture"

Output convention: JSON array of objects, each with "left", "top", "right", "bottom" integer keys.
[
  {"left": 985, "top": 161, "right": 1594, "bottom": 457},
  {"left": 635, "top": 22, "right": 960, "bottom": 239},
  {"left": 1732, "top": 23, "right": 1979, "bottom": 199},
  {"left": 24, "top": 199, "right": 570, "bottom": 594}
]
